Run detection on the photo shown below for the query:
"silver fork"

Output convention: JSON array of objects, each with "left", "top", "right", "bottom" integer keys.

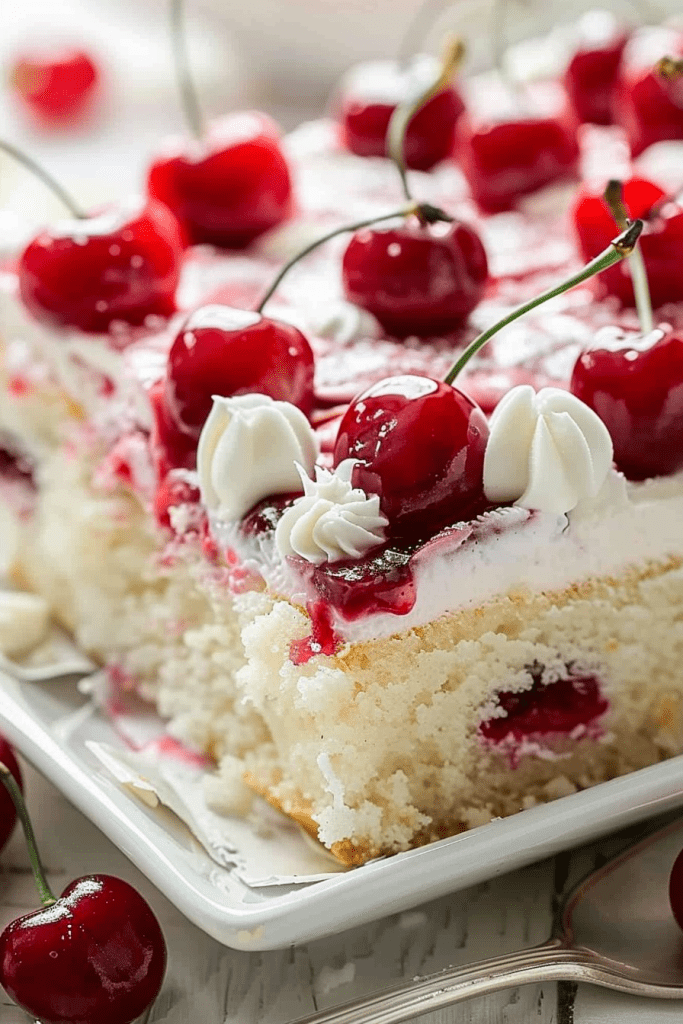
[{"left": 289, "top": 818, "right": 683, "bottom": 1023}]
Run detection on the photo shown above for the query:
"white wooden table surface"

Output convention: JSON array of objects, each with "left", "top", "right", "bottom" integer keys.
[{"left": 2, "top": 758, "right": 683, "bottom": 1024}]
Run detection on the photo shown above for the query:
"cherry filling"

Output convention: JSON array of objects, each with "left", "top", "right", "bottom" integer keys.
[{"left": 480, "top": 670, "right": 608, "bottom": 750}]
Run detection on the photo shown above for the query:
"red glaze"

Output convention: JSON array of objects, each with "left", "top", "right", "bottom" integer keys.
[
  {"left": 564, "top": 31, "right": 628, "bottom": 125},
  {"left": 10, "top": 47, "right": 100, "bottom": 127},
  {"left": 147, "top": 112, "right": 292, "bottom": 248},
  {"left": 18, "top": 198, "right": 184, "bottom": 333},
  {"left": 0, "top": 874, "right": 166, "bottom": 1024},
  {"left": 0, "top": 738, "right": 23, "bottom": 853},
  {"left": 338, "top": 58, "right": 465, "bottom": 170},
  {"left": 334, "top": 374, "right": 489, "bottom": 538},
  {"left": 570, "top": 324, "right": 683, "bottom": 481},
  {"left": 669, "top": 847, "right": 683, "bottom": 931},
  {"left": 164, "top": 305, "right": 315, "bottom": 441},
  {"left": 617, "top": 32, "right": 683, "bottom": 155},
  {"left": 342, "top": 219, "right": 488, "bottom": 338},
  {"left": 458, "top": 92, "right": 580, "bottom": 212},
  {"left": 571, "top": 177, "right": 683, "bottom": 308}
]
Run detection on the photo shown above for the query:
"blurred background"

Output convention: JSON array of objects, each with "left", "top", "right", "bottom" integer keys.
[{"left": 0, "top": 0, "right": 681, "bottom": 230}]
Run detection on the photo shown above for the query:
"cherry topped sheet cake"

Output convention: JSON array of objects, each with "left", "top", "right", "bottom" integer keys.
[{"left": 2, "top": 11, "right": 683, "bottom": 866}]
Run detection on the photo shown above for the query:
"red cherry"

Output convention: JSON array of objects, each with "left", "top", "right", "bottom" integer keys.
[
  {"left": 147, "top": 112, "right": 292, "bottom": 249},
  {"left": 159, "top": 305, "right": 315, "bottom": 466},
  {"left": 457, "top": 84, "right": 580, "bottom": 212},
  {"left": 571, "top": 177, "right": 683, "bottom": 308},
  {"left": 0, "top": 738, "right": 23, "bottom": 853},
  {"left": 337, "top": 57, "right": 465, "bottom": 170},
  {"left": 617, "top": 29, "right": 683, "bottom": 155},
  {"left": 669, "top": 847, "right": 683, "bottom": 931},
  {"left": 149, "top": 379, "right": 197, "bottom": 478},
  {"left": 342, "top": 219, "right": 488, "bottom": 338},
  {"left": 564, "top": 26, "right": 628, "bottom": 125},
  {"left": 18, "top": 197, "right": 184, "bottom": 333},
  {"left": 570, "top": 323, "right": 683, "bottom": 481},
  {"left": 9, "top": 46, "right": 100, "bottom": 128},
  {"left": 333, "top": 374, "right": 489, "bottom": 538},
  {"left": 0, "top": 874, "right": 166, "bottom": 1024}
]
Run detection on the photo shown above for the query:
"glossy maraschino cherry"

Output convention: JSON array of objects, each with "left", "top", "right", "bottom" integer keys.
[
  {"left": 19, "top": 196, "right": 184, "bottom": 332},
  {"left": 147, "top": 111, "right": 292, "bottom": 248},
  {"left": 617, "top": 28, "right": 683, "bottom": 155},
  {"left": 10, "top": 46, "right": 100, "bottom": 128},
  {"left": 337, "top": 55, "right": 465, "bottom": 169},
  {"left": 0, "top": 737, "right": 22, "bottom": 853},
  {"left": 1, "top": 874, "right": 166, "bottom": 1024},
  {"left": 457, "top": 83, "right": 580, "bottom": 212},
  {"left": 342, "top": 217, "right": 488, "bottom": 337},
  {"left": 0, "top": 763, "right": 166, "bottom": 1024},
  {"left": 564, "top": 14, "right": 628, "bottom": 125},
  {"left": 572, "top": 177, "right": 683, "bottom": 308},
  {"left": 570, "top": 323, "right": 683, "bottom": 481},
  {"left": 334, "top": 374, "right": 489, "bottom": 538},
  {"left": 155, "top": 304, "right": 315, "bottom": 471}
]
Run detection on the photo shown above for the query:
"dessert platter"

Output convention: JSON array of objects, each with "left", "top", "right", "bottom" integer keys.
[{"left": 2, "top": 2, "right": 683, "bottom": 948}]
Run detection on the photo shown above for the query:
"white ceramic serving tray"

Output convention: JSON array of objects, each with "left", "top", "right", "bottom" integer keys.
[{"left": 2, "top": 667, "right": 683, "bottom": 951}]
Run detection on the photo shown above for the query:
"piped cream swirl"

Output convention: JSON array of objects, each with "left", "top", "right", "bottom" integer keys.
[
  {"left": 198, "top": 394, "right": 318, "bottom": 521},
  {"left": 483, "top": 385, "right": 613, "bottom": 515},
  {"left": 275, "top": 460, "right": 388, "bottom": 564}
]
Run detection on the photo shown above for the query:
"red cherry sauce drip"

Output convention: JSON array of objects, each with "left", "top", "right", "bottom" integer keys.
[
  {"left": 480, "top": 669, "right": 608, "bottom": 767},
  {"left": 289, "top": 602, "right": 342, "bottom": 666}
]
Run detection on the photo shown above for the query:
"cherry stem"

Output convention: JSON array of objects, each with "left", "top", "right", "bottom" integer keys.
[
  {"left": 171, "top": 0, "right": 203, "bottom": 139},
  {"left": 604, "top": 179, "right": 654, "bottom": 335},
  {"left": 0, "top": 762, "right": 56, "bottom": 907},
  {"left": 0, "top": 140, "right": 85, "bottom": 220},
  {"left": 255, "top": 203, "right": 452, "bottom": 313},
  {"left": 657, "top": 56, "right": 683, "bottom": 80},
  {"left": 444, "top": 219, "right": 644, "bottom": 385},
  {"left": 387, "top": 35, "right": 465, "bottom": 203}
]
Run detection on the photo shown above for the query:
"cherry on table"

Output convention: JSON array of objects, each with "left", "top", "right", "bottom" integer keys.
[
  {"left": 333, "top": 374, "right": 489, "bottom": 538},
  {"left": 337, "top": 55, "right": 465, "bottom": 170},
  {"left": 0, "top": 763, "right": 167, "bottom": 1024},
  {"left": 9, "top": 45, "right": 100, "bottom": 128},
  {"left": 0, "top": 874, "right": 166, "bottom": 1024},
  {"left": 670, "top": 847, "right": 683, "bottom": 931},
  {"left": 564, "top": 13, "right": 628, "bottom": 125},
  {"left": 570, "top": 323, "right": 683, "bottom": 481},
  {"left": 18, "top": 196, "right": 185, "bottom": 333},
  {"left": 571, "top": 177, "right": 683, "bottom": 308},
  {"left": 0, "top": 737, "right": 22, "bottom": 853},
  {"left": 457, "top": 80, "right": 580, "bottom": 212},
  {"left": 342, "top": 216, "right": 488, "bottom": 338},
  {"left": 147, "top": 111, "right": 293, "bottom": 249}
]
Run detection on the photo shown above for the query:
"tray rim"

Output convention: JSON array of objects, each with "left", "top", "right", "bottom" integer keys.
[{"left": 2, "top": 669, "right": 683, "bottom": 950}]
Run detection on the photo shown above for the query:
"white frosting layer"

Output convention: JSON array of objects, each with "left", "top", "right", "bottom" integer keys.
[
  {"left": 483, "top": 385, "right": 613, "bottom": 514},
  {"left": 213, "top": 469, "right": 683, "bottom": 645},
  {"left": 275, "top": 459, "right": 388, "bottom": 564},
  {"left": 198, "top": 394, "right": 319, "bottom": 521}
]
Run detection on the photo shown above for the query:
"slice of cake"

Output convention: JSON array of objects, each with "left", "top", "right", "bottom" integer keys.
[{"left": 2, "top": 15, "right": 683, "bottom": 866}]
